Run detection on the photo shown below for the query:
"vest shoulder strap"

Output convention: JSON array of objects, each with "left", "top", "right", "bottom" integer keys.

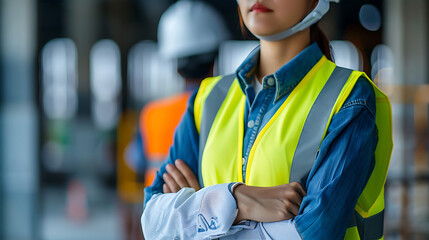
[
  {"left": 289, "top": 67, "right": 353, "bottom": 185},
  {"left": 198, "top": 74, "right": 236, "bottom": 187},
  {"left": 290, "top": 67, "right": 386, "bottom": 239}
]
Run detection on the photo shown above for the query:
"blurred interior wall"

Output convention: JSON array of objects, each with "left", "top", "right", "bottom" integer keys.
[
  {"left": 66, "top": 0, "right": 99, "bottom": 95},
  {"left": 384, "top": 0, "right": 428, "bottom": 173},
  {"left": 0, "top": 0, "right": 39, "bottom": 239},
  {"left": 384, "top": 0, "right": 429, "bottom": 237}
]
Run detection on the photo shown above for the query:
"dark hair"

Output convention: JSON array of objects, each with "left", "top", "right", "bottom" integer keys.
[
  {"left": 310, "top": 23, "right": 333, "bottom": 61},
  {"left": 237, "top": 7, "right": 333, "bottom": 61},
  {"left": 237, "top": 6, "right": 249, "bottom": 38}
]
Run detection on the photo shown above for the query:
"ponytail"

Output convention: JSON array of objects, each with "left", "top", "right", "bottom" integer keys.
[{"left": 310, "top": 23, "right": 334, "bottom": 62}]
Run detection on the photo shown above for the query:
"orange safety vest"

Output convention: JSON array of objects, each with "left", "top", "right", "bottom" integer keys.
[{"left": 140, "top": 92, "right": 192, "bottom": 187}]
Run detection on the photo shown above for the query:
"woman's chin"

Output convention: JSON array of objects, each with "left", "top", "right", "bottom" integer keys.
[
  {"left": 249, "top": 29, "right": 280, "bottom": 37},
  {"left": 247, "top": 24, "right": 285, "bottom": 37}
]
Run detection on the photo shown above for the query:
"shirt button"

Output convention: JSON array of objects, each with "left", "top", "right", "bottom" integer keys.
[
  {"left": 247, "top": 120, "right": 255, "bottom": 128},
  {"left": 267, "top": 77, "right": 275, "bottom": 87}
]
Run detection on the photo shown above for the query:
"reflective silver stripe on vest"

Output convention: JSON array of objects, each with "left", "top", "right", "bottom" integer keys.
[
  {"left": 198, "top": 74, "right": 236, "bottom": 188},
  {"left": 289, "top": 67, "right": 353, "bottom": 184},
  {"left": 289, "top": 67, "right": 384, "bottom": 239},
  {"left": 347, "top": 210, "right": 384, "bottom": 240}
]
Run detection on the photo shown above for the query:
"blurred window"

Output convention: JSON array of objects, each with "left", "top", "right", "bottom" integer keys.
[
  {"left": 41, "top": 38, "right": 78, "bottom": 120},
  {"left": 371, "top": 44, "right": 395, "bottom": 86},
  {"left": 90, "top": 39, "right": 121, "bottom": 130},
  {"left": 128, "top": 41, "right": 182, "bottom": 105}
]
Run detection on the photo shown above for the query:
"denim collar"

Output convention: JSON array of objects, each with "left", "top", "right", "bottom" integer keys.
[{"left": 235, "top": 42, "right": 323, "bottom": 102}]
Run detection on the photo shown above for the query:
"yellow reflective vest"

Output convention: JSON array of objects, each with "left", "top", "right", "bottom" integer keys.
[{"left": 193, "top": 56, "right": 393, "bottom": 239}]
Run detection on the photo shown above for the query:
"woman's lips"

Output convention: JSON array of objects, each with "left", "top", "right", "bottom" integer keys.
[{"left": 250, "top": 3, "right": 273, "bottom": 13}]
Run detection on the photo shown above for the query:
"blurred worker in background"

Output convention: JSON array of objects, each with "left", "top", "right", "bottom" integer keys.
[
  {"left": 124, "top": 0, "right": 229, "bottom": 238},
  {"left": 134, "top": 0, "right": 229, "bottom": 187}
]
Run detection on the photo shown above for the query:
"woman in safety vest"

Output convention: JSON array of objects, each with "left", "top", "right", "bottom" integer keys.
[{"left": 142, "top": 0, "right": 393, "bottom": 239}]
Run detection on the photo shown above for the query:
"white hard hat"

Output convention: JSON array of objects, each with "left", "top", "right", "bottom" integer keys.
[
  {"left": 237, "top": 0, "right": 340, "bottom": 42},
  {"left": 158, "top": 0, "right": 230, "bottom": 59}
]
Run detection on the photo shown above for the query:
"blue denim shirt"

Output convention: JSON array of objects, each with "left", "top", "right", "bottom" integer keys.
[{"left": 143, "top": 42, "right": 378, "bottom": 239}]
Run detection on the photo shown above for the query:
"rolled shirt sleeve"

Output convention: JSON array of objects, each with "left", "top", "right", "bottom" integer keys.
[
  {"left": 142, "top": 183, "right": 249, "bottom": 240},
  {"left": 143, "top": 182, "right": 302, "bottom": 240}
]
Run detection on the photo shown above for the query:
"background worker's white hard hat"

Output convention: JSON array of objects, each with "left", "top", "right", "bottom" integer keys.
[
  {"left": 158, "top": 0, "right": 230, "bottom": 59},
  {"left": 236, "top": 0, "right": 340, "bottom": 42}
]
